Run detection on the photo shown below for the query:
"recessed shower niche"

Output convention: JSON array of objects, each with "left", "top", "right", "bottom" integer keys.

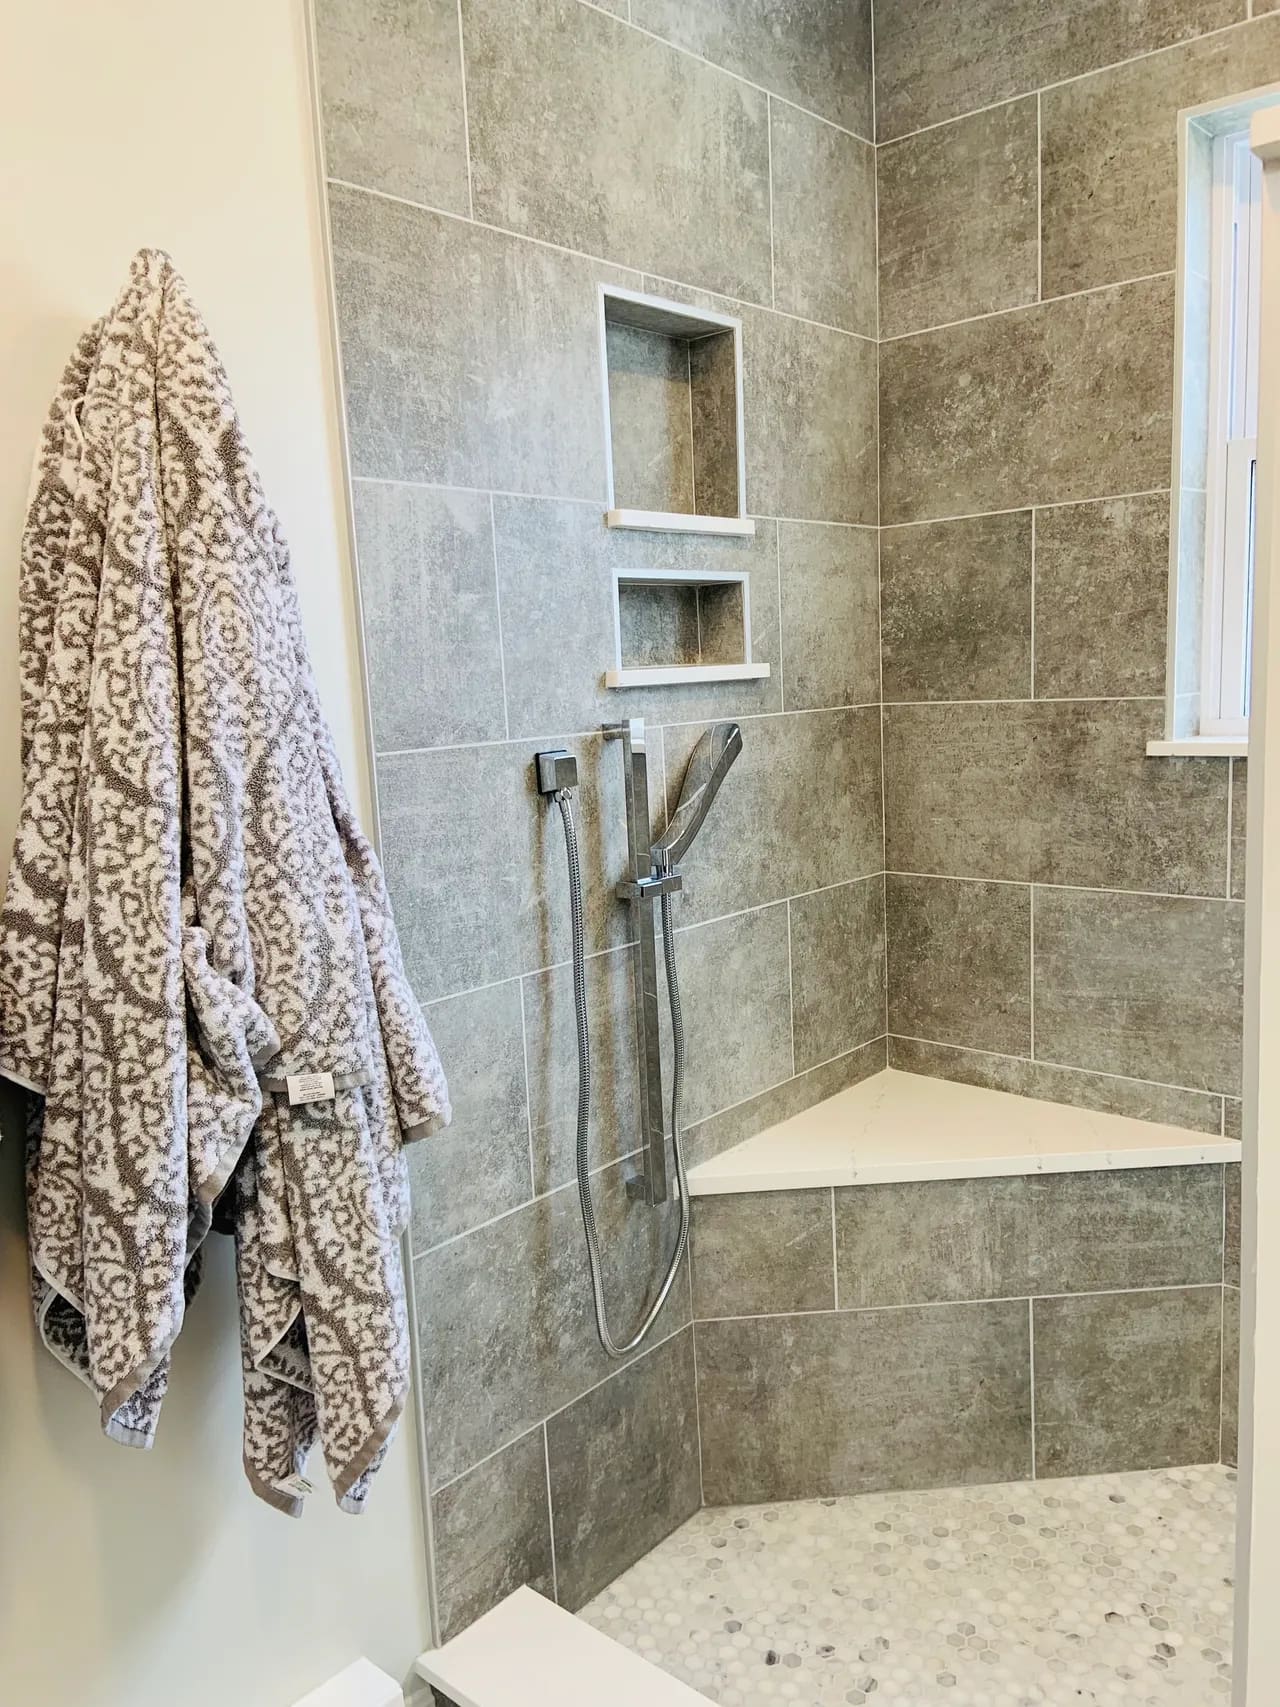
[{"left": 598, "top": 286, "right": 753, "bottom": 537}]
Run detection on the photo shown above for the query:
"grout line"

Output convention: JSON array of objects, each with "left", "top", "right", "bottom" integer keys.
[
  {"left": 694, "top": 1283, "right": 1225, "bottom": 1328},
  {"left": 1035, "top": 92, "right": 1043, "bottom": 303},
  {"left": 1029, "top": 881, "right": 1036, "bottom": 1060},
  {"left": 326, "top": 177, "right": 877, "bottom": 348},
  {"left": 886, "top": 1030, "right": 1234, "bottom": 1106},
  {"left": 542, "top": 1423, "right": 560, "bottom": 1604},
  {"left": 884, "top": 486, "right": 1173, "bottom": 531},
  {"left": 879, "top": 269, "right": 1174, "bottom": 346},
  {"left": 884, "top": 693, "right": 1165, "bottom": 705},
  {"left": 767, "top": 95, "right": 776, "bottom": 309},
  {"left": 830, "top": 1186, "right": 840, "bottom": 1310},
  {"left": 775, "top": 523, "right": 786, "bottom": 709},
  {"left": 1218, "top": 1282, "right": 1227, "bottom": 1463},
  {"left": 1028, "top": 1298, "right": 1038, "bottom": 1479},
  {"left": 454, "top": 0, "right": 474, "bottom": 219},
  {"left": 488, "top": 492, "right": 511, "bottom": 739},
  {"left": 785, "top": 899, "right": 797, "bottom": 1077},
  {"left": 875, "top": 13, "right": 1271, "bottom": 148},
  {"left": 886, "top": 870, "right": 1245, "bottom": 906}
]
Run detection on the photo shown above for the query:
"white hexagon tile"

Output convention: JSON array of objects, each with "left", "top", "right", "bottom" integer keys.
[{"left": 579, "top": 1465, "right": 1235, "bottom": 1706}]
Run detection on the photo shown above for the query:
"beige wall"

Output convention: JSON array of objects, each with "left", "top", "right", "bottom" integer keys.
[{"left": 0, "top": 3, "right": 430, "bottom": 1703}]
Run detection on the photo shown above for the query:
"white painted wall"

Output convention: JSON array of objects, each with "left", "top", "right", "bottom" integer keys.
[{"left": 0, "top": 3, "right": 431, "bottom": 1703}]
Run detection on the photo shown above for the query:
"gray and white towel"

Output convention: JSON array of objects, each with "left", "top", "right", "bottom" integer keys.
[{"left": 0, "top": 248, "right": 450, "bottom": 1514}]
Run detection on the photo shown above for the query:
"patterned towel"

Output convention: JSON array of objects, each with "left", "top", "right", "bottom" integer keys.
[{"left": 0, "top": 249, "right": 450, "bottom": 1514}]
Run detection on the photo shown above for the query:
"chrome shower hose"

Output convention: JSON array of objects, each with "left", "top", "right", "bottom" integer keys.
[{"left": 556, "top": 790, "right": 690, "bottom": 1359}]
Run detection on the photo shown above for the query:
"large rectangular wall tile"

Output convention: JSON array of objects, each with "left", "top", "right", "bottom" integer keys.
[
  {"left": 880, "top": 511, "right": 1033, "bottom": 701},
  {"left": 884, "top": 703, "right": 1037, "bottom": 880},
  {"left": 691, "top": 1190, "right": 835, "bottom": 1318},
  {"left": 330, "top": 184, "right": 635, "bottom": 496},
  {"left": 673, "top": 905, "right": 794, "bottom": 1125},
  {"left": 1222, "top": 1284, "right": 1240, "bottom": 1465},
  {"left": 663, "top": 709, "right": 882, "bottom": 925},
  {"left": 632, "top": 0, "right": 874, "bottom": 138},
  {"left": 770, "top": 104, "right": 876, "bottom": 337},
  {"left": 431, "top": 1428, "right": 554, "bottom": 1640},
  {"left": 1042, "top": 17, "right": 1280, "bottom": 296},
  {"left": 410, "top": 981, "right": 532, "bottom": 1250},
  {"left": 879, "top": 278, "right": 1175, "bottom": 524},
  {"left": 378, "top": 731, "right": 647, "bottom": 1001},
  {"left": 877, "top": 98, "right": 1039, "bottom": 339},
  {"left": 684, "top": 1038, "right": 885, "bottom": 1169},
  {"left": 886, "top": 875, "right": 1032, "bottom": 1055},
  {"left": 1033, "top": 1288, "right": 1222, "bottom": 1477},
  {"left": 314, "top": 0, "right": 470, "bottom": 212},
  {"left": 1033, "top": 887, "right": 1244, "bottom": 1094},
  {"left": 523, "top": 947, "right": 639, "bottom": 1196},
  {"left": 417, "top": 1161, "right": 689, "bottom": 1484},
  {"left": 493, "top": 499, "right": 780, "bottom": 735},
  {"left": 354, "top": 481, "right": 505, "bottom": 751},
  {"left": 696, "top": 1302, "right": 1032, "bottom": 1503},
  {"left": 462, "top": 0, "right": 772, "bottom": 301},
  {"left": 873, "top": 0, "right": 1238, "bottom": 141},
  {"left": 1035, "top": 699, "right": 1229, "bottom": 895},
  {"left": 778, "top": 522, "right": 880, "bottom": 711},
  {"left": 888, "top": 1035, "right": 1225, "bottom": 1134},
  {"left": 790, "top": 878, "right": 885, "bottom": 1073},
  {"left": 546, "top": 1330, "right": 701, "bottom": 1610},
  {"left": 1033, "top": 494, "right": 1171, "bottom": 700}
]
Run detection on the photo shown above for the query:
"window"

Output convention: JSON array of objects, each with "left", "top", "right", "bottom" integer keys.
[{"left": 1201, "top": 130, "right": 1261, "bottom": 736}]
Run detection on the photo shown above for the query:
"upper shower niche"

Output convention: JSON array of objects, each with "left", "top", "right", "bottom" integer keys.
[{"left": 599, "top": 286, "right": 754, "bottom": 538}]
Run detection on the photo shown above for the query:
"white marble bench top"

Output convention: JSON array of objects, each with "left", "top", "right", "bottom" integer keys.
[{"left": 686, "top": 1069, "right": 1239, "bottom": 1196}]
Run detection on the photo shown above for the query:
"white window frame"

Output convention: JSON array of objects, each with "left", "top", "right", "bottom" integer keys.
[{"left": 1202, "top": 128, "right": 1262, "bottom": 738}]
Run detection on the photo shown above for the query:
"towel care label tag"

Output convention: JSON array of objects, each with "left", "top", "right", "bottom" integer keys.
[{"left": 286, "top": 1071, "right": 336, "bottom": 1106}]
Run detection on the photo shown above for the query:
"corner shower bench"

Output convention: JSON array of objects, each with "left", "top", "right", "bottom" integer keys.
[{"left": 685, "top": 1067, "right": 1238, "bottom": 1194}]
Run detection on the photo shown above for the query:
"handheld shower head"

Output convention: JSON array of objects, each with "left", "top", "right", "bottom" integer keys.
[{"left": 651, "top": 721, "right": 742, "bottom": 873}]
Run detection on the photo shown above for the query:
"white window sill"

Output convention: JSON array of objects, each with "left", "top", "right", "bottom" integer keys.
[{"left": 1146, "top": 736, "right": 1248, "bottom": 758}]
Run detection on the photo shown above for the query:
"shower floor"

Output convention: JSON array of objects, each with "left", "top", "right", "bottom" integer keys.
[{"left": 578, "top": 1464, "right": 1235, "bottom": 1706}]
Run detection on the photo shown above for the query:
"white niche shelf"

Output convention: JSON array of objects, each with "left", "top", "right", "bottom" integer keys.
[
  {"left": 598, "top": 284, "right": 754, "bottom": 538},
  {"left": 606, "top": 567, "right": 770, "bottom": 690}
]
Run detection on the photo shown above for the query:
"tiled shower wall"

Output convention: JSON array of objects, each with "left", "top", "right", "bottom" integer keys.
[
  {"left": 872, "top": 0, "right": 1269, "bottom": 1473},
  {"left": 314, "top": 0, "right": 884, "bottom": 1638},
  {"left": 313, "top": 0, "right": 1257, "bottom": 1646}
]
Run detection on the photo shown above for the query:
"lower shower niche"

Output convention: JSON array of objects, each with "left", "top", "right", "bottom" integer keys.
[{"left": 608, "top": 568, "right": 770, "bottom": 689}]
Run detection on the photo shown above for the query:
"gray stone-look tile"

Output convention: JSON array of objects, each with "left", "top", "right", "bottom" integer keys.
[
  {"left": 1035, "top": 699, "right": 1229, "bottom": 896},
  {"left": 354, "top": 481, "right": 505, "bottom": 752},
  {"left": 378, "top": 731, "right": 648, "bottom": 1002},
  {"left": 873, "top": 0, "right": 1239, "bottom": 142},
  {"left": 315, "top": 0, "right": 470, "bottom": 212},
  {"left": 605, "top": 323, "right": 695, "bottom": 515},
  {"left": 1033, "top": 1288, "right": 1223, "bottom": 1477},
  {"left": 493, "top": 498, "right": 781, "bottom": 734},
  {"left": 523, "top": 947, "right": 640, "bottom": 1196},
  {"left": 417, "top": 1159, "right": 689, "bottom": 1484},
  {"left": 886, "top": 875, "right": 1032, "bottom": 1055},
  {"left": 673, "top": 905, "right": 794, "bottom": 1125},
  {"left": 1033, "top": 494, "right": 1171, "bottom": 700},
  {"left": 836, "top": 1177, "right": 1024, "bottom": 1310},
  {"left": 695, "top": 1302, "right": 1032, "bottom": 1503},
  {"left": 618, "top": 582, "right": 702, "bottom": 669},
  {"left": 688, "top": 330, "right": 742, "bottom": 518},
  {"left": 879, "top": 277, "right": 1175, "bottom": 525},
  {"left": 432, "top": 1428, "right": 554, "bottom": 1640},
  {"left": 632, "top": 0, "right": 874, "bottom": 138},
  {"left": 1222, "top": 1284, "right": 1240, "bottom": 1466},
  {"left": 1033, "top": 887, "right": 1245, "bottom": 1094},
  {"left": 1231, "top": 759, "right": 1248, "bottom": 901},
  {"left": 778, "top": 522, "right": 880, "bottom": 711},
  {"left": 663, "top": 710, "right": 882, "bottom": 925},
  {"left": 409, "top": 982, "right": 532, "bottom": 1250},
  {"left": 878, "top": 98, "right": 1039, "bottom": 340},
  {"left": 1224, "top": 1096, "right": 1243, "bottom": 1141},
  {"left": 1225, "top": 1162, "right": 1240, "bottom": 1286},
  {"left": 770, "top": 104, "right": 877, "bottom": 337},
  {"left": 546, "top": 1330, "right": 701, "bottom": 1610},
  {"left": 790, "top": 879, "right": 886, "bottom": 1073},
  {"left": 1042, "top": 16, "right": 1280, "bottom": 296},
  {"left": 462, "top": 0, "right": 772, "bottom": 301},
  {"left": 330, "top": 184, "right": 635, "bottom": 496},
  {"left": 684, "top": 1039, "right": 886, "bottom": 1169},
  {"left": 880, "top": 511, "right": 1033, "bottom": 702},
  {"left": 691, "top": 1190, "right": 835, "bottom": 1318},
  {"left": 884, "top": 703, "right": 1037, "bottom": 880},
  {"left": 887, "top": 1035, "right": 1226, "bottom": 1134}
]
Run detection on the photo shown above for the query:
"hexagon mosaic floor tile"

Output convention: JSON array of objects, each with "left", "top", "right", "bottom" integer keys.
[{"left": 579, "top": 1464, "right": 1235, "bottom": 1706}]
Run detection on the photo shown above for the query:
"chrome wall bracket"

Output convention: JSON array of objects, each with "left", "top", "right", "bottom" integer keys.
[{"left": 604, "top": 717, "right": 679, "bottom": 1206}]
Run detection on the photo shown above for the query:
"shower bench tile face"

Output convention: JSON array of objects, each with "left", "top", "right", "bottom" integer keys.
[{"left": 687, "top": 1068, "right": 1237, "bottom": 1502}]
